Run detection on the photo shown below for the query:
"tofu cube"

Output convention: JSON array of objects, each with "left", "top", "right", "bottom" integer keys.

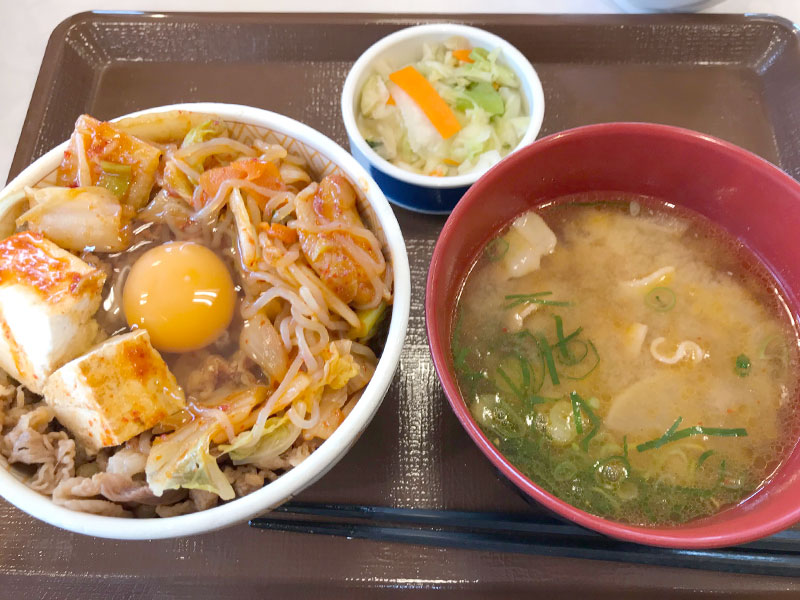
[
  {"left": 0, "top": 232, "right": 106, "bottom": 393},
  {"left": 43, "top": 329, "right": 186, "bottom": 452}
]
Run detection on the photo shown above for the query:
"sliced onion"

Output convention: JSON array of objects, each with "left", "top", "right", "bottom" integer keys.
[{"left": 239, "top": 312, "right": 289, "bottom": 382}]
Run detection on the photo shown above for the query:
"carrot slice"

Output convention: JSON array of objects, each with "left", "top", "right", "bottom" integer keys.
[
  {"left": 263, "top": 222, "right": 298, "bottom": 245},
  {"left": 388, "top": 66, "right": 461, "bottom": 140},
  {"left": 386, "top": 95, "right": 396, "bottom": 106},
  {"left": 443, "top": 158, "right": 461, "bottom": 166},
  {"left": 452, "top": 49, "right": 474, "bottom": 63}
]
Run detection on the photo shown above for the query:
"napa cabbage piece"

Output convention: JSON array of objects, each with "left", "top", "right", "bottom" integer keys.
[
  {"left": 181, "top": 119, "right": 228, "bottom": 147},
  {"left": 146, "top": 414, "right": 236, "bottom": 500},
  {"left": 240, "top": 313, "right": 288, "bottom": 383},
  {"left": 321, "top": 341, "right": 361, "bottom": 389},
  {"left": 220, "top": 414, "right": 301, "bottom": 468},
  {"left": 356, "top": 37, "right": 530, "bottom": 177},
  {"left": 146, "top": 386, "right": 268, "bottom": 500},
  {"left": 113, "top": 110, "right": 222, "bottom": 144},
  {"left": 18, "top": 186, "right": 130, "bottom": 252}
]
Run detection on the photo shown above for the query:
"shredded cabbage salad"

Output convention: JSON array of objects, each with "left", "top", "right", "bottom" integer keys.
[{"left": 357, "top": 36, "right": 530, "bottom": 177}]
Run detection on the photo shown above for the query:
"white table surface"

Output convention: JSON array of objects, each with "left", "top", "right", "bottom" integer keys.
[{"left": 1, "top": 0, "right": 798, "bottom": 183}]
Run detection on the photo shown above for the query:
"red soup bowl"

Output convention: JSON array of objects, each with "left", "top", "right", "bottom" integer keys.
[{"left": 425, "top": 122, "right": 800, "bottom": 549}]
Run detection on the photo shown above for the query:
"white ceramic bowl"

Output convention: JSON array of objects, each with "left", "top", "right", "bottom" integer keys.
[
  {"left": 0, "top": 102, "right": 410, "bottom": 539},
  {"left": 341, "top": 23, "right": 545, "bottom": 214}
]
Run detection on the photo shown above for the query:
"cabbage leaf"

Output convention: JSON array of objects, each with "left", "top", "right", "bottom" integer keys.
[
  {"left": 146, "top": 415, "right": 235, "bottom": 501},
  {"left": 182, "top": 119, "right": 228, "bottom": 148},
  {"left": 220, "top": 414, "right": 301, "bottom": 468}
]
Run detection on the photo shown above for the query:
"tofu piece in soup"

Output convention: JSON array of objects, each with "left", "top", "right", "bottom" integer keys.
[
  {"left": 43, "top": 330, "right": 186, "bottom": 452},
  {"left": 501, "top": 211, "right": 557, "bottom": 279},
  {"left": 0, "top": 232, "right": 105, "bottom": 393}
]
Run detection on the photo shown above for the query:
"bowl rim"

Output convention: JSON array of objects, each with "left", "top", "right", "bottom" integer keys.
[
  {"left": 425, "top": 120, "right": 800, "bottom": 549},
  {"left": 341, "top": 22, "right": 545, "bottom": 190},
  {"left": 0, "top": 102, "right": 411, "bottom": 540}
]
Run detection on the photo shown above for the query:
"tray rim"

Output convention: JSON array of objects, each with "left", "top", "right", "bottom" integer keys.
[
  {"left": 6, "top": 10, "right": 800, "bottom": 590},
  {"left": 10, "top": 10, "right": 800, "bottom": 184}
]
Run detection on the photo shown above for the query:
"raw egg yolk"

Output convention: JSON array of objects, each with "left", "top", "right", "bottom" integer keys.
[{"left": 123, "top": 241, "right": 236, "bottom": 353}]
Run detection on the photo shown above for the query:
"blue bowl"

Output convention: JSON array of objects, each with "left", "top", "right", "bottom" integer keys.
[{"left": 347, "top": 138, "right": 469, "bottom": 214}]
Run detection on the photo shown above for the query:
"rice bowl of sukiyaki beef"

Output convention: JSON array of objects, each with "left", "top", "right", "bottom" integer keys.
[{"left": 0, "top": 103, "right": 409, "bottom": 539}]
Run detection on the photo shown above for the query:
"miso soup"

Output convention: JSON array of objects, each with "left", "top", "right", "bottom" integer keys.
[{"left": 452, "top": 194, "right": 800, "bottom": 526}]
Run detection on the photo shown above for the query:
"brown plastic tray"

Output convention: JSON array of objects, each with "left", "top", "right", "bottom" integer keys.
[{"left": 5, "top": 11, "right": 800, "bottom": 598}]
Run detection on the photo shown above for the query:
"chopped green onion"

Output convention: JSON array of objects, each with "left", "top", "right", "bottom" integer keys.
[
  {"left": 590, "top": 486, "right": 620, "bottom": 513},
  {"left": 558, "top": 339, "right": 588, "bottom": 366},
  {"left": 505, "top": 331, "right": 546, "bottom": 393},
  {"left": 554, "top": 315, "right": 585, "bottom": 364},
  {"left": 694, "top": 427, "right": 748, "bottom": 437},
  {"left": 553, "top": 460, "right": 578, "bottom": 482},
  {"left": 352, "top": 302, "right": 387, "bottom": 342},
  {"left": 505, "top": 292, "right": 553, "bottom": 299},
  {"left": 518, "top": 356, "right": 531, "bottom": 392},
  {"left": 485, "top": 237, "right": 509, "bottom": 262},
  {"left": 522, "top": 396, "right": 548, "bottom": 412},
  {"left": 697, "top": 449, "right": 715, "bottom": 469},
  {"left": 484, "top": 402, "right": 526, "bottom": 439},
  {"left": 562, "top": 340, "right": 600, "bottom": 381},
  {"left": 504, "top": 293, "right": 571, "bottom": 309},
  {"left": 570, "top": 392, "right": 601, "bottom": 427},
  {"left": 560, "top": 326, "right": 584, "bottom": 347},
  {"left": 637, "top": 417, "right": 747, "bottom": 453},
  {"left": 716, "top": 459, "right": 728, "bottom": 487},
  {"left": 97, "top": 161, "right": 133, "bottom": 197},
  {"left": 97, "top": 170, "right": 131, "bottom": 197},
  {"left": 570, "top": 391, "right": 602, "bottom": 452},
  {"left": 99, "top": 160, "right": 132, "bottom": 175},
  {"left": 636, "top": 417, "right": 682, "bottom": 452},
  {"left": 496, "top": 365, "right": 524, "bottom": 400},
  {"left": 734, "top": 354, "right": 751, "bottom": 378},
  {"left": 554, "top": 315, "right": 567, "bottom": 360},
  {"left": 527, "top": 394, "right": 560, "bottom": 405},
  {"left": 581, "top": 427, "right": 600, "bottom": 451},
  {"left": 644, "top": 286, "right": 676, "bottom": 312},
  {"left": 571, "top": 393, "right": 583, "bottom": 435},
  {"left": 535, "top": 333, "right": 559, "bottom": 385}
]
